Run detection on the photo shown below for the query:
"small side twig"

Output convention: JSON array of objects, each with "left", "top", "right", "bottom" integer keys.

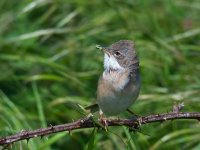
[
  {"left": 172, "top": 102, "right": 184, "bottom": 113},
  {"left": 0, "top": 111, "right": 200, "bottom": 146}
]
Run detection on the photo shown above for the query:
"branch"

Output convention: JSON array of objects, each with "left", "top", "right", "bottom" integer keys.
[{"left": 0, "top": 111, "right": 200, "bottom": 146}]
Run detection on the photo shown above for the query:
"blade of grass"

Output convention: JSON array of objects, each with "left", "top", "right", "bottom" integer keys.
[{"left": 32, "top": 82, "right": 46, "bottom": 128}]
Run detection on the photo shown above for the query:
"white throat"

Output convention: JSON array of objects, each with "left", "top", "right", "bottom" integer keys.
[{"left": 104, "top": 54, "right": 124, "bottom": 71}]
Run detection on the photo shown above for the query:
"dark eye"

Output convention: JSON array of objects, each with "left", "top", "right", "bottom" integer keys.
[{"left": 114, "top": 51, "right": 121, "bottom": 57}]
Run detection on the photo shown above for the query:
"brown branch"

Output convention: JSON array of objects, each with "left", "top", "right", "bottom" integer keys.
[{"left": 0, "top": 111, "right": 200, "bottom": 146}]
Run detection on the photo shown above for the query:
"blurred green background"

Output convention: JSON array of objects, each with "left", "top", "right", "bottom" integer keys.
[{"left": 0, "top": 0, "right": 200, "bottom": 149}]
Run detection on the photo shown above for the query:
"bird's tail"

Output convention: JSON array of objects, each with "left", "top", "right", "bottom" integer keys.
[{"left": 85, "top": 103, "right": 99, "bottom": 113}]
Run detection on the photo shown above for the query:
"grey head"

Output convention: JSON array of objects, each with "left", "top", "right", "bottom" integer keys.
[{"left": 97, "top": 40, "right": 139, "bottom": 74}]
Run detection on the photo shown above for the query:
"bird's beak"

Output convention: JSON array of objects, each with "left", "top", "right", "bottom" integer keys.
[{"left": 96, "top": 45, "right": 110, "bottom": 56}]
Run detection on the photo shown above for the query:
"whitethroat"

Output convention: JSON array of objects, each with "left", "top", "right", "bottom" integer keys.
[{"left": 86, "top": 40, "right": 140, "bottom": 117}]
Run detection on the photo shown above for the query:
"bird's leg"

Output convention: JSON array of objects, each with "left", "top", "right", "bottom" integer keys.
[
  {"left": 126, "top": 108, "right": 140, "bottom": 118},
  {"left": 99, "top": 109, "right": 108, "bottom": 131},
  {"left": 126, "top": 108, "right": 142, "bottom": 131}
]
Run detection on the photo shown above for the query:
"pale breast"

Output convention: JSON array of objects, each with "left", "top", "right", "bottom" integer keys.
[
  {"left": 97, "top": 70, "right": 140, "bottom": 116},
  {"left": 102, "top": 70, "right": 130, "bottom": 91}
]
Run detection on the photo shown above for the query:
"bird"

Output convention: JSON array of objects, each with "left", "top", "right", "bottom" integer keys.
[{"left": 86, "top": 40, "right": 140, "bottom": 117}]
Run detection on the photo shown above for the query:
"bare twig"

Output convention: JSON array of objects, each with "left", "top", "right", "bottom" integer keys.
[{"left": 0, "top": 112, "right": 200, "bottom": 146}]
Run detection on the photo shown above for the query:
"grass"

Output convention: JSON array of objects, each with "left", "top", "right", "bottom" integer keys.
[{"left": 0, "top": 0, "right": 200, "bottom": 149}]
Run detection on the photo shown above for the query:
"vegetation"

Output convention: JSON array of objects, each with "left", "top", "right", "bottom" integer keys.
[{"left": 0, "top": 0, "right": 200, "bottom": 149}]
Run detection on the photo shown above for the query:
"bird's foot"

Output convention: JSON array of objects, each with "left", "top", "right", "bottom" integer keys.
[
  {"left": 126, "top": 109, "right": 142, "bottom": 132},
  {"left": 99, "top": 109, "right": 108, "bottom": 131},
  {"left": 99, "top": 118, "right": 108, "bottom": 131}
]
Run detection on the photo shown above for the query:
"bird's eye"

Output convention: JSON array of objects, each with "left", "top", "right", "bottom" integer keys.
[{"left": 114, "top": 51, "right": 121, "bottom": 57}]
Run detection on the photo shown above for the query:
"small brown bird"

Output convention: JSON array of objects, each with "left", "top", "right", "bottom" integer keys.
[{"left": 86, "top": 40, "right": 140, "bottom": 117}]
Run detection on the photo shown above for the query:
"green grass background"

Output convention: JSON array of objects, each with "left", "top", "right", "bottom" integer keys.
[{"left": 0, "top": 0, "right": 200, "bottom": 149}]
